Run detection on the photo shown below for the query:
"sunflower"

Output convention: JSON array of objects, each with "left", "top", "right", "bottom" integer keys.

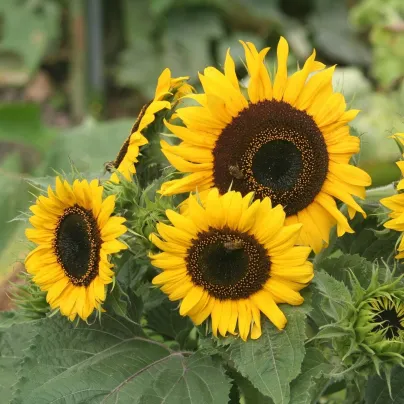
[
  {"left": 150, "top": 188, "right": 313, "bottom": 341},
  {"left": 109, "top": 68, "right": 191, "bottom": 183},
  {"left": 25, "top": 177, "right": 127, "bottom": 321},
  {"left": 367, "top": 296, "right": 404, "bottom": 341},
  {"left": 159, "top": 37, "right": 371, "bottom": 253},
  {"left": 354, "top": 292, "right": 404, "bottom": 359},
  {"left": 381, "top": 156, "right": 404, "bottom": 259}
]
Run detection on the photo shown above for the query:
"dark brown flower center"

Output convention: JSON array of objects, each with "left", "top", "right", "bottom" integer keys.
[
  {"left": 185, "top": 227, "right": 270, "bottom": 300},
  {"left": 212, "top": 100, "right": 329, "bottom": 216},
  {"left": 54, "top": 205, "right": 101, "bottom": 286}
]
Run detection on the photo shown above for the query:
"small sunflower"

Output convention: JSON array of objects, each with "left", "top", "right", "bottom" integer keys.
[
  {"left": 150, "top": 188, "right": 313, "bottom": 341},
  {"left": 159, "top": 37, "right": 371, "bottom": 253},
  {"left": 25, "top": 177, "right": 127, "bottom": 321},
  {"left": 109, "top": 68, "right": 191, "bottom": 183},
  {"left": 354, "top": 292, "right": 404, "bottom": 364},
  {"left": 381, "top": 157, "right": 404, "bottom": 258}
]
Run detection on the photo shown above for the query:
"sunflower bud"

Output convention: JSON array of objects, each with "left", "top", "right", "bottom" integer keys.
[
  {"left": 314, "top": 264, "right": 404, "bottom": 394},
  {"left": 103, "top": 175, "right": 176, "bottom": 256}
]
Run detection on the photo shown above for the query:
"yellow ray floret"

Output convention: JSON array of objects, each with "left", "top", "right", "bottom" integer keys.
[
  {"left": 159, "top": 37, "right": 371, "bottom": 254},
  {"left": 25, "top": 177, "right": 127, "bottom": 321},
  {"left": 381, "top": 152, "right": 404, "bottom": 259},
  {"left": 150, "top": 188, "right": 313, "bottom": 341}
]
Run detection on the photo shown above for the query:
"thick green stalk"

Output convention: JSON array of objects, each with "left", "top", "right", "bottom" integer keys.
[{"left": 365, "top": 183, "right": 397, "bottom": 201}]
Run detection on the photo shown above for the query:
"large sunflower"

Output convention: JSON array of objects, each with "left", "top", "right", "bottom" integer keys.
[
  {"left": 25, "top": 177, "right": 127, "bottom": 321},
  {"left": 150, "top": 188, "right": 313, "bottom": 340},
  {"left": 159, "top": 37, "right": 371, "bottom": 253},
  {"left": 109, "top": 68, "right": 190, "bottom": 183}
]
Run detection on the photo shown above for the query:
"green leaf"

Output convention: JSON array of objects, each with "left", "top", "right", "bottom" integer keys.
[
  {"left": 0, "top": 312, "right": 28, "bottom": 328},
  {"left": 215, "top": 305, "right": 307, "bottom": 404},
  {"left": 318, "top": 254, "right": 373, "bottom": 290},
  {"left": 231, "top": 371, "right": 273, "bottom": 404},
  {"left": 12, "top": 314, "right": 230, "bottom": 404},
  {"left": 289, "top": 348, "right": 333, "bottom": 404},
  {"left": 0, "top": 319, "right": 38, "bottom": 403},
  {"left": 313, "top": 271, "right": 352, "bottom": 322},
  {"left": 138, "top": 353, "right": 231, "bottom": 404},
  {"left": 365, "top": 367, "right": 404, "bottom": 404},
  {"left": 104, "top": 282, "right": 129, "bottom": 319},
  {"left": 335, "top": 212, "right": 399, "bottom": 262},
  {"left": 145, "top": 290, "right": 194, "bottom": 347}
]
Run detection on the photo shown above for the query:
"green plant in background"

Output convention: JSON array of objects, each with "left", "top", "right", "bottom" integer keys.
[{"left": 351, "top": 0, "right": 404, "bottom": 89}]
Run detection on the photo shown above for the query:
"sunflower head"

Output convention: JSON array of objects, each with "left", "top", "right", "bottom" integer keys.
[
  {"left": 150, "top": 188, "right": 313, "bottom": 341},
  {"left": 159, "top": 37, "right": 371, "bottom": 253},
  {"left": 381, "top": 153, "right": 404, "bottom": 259},
  {"left": 357, "top": 296, "right": 404, "bottom": 348},
  {"left": 108, "top": 68, "right": 191, "bottom": 183},
  {"left": 25, "top": 177, "right": 127, "bottom": 321},
  {"left": 316, "top": 265, "right": 404, "bottom": 382},
  {"left": 352, "top": 284, "right": 404, "bottom": 382}
]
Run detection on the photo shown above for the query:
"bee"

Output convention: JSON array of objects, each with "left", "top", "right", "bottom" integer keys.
[
  {"left": 223, "top": 240, "right": 244, "bottom": 250},
  {"left": 104, "top": 161, "right": 114, "bottom": 173},
  {"left": 229, "top": 164, "right": 244, "bottom": 179}
]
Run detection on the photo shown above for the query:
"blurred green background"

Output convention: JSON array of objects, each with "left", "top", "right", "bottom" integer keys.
[{"left": 0, "top": 0, "right": 403, "bottom": 284}]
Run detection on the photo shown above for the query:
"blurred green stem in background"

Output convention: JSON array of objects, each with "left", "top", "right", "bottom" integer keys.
[
  {"left": 87, "top": 0, "right": 105, "bottom": 119},
  {"left": 70, "top": 0, "right": 87, "bottom": 123}
]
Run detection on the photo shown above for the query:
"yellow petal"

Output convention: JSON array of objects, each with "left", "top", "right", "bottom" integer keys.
[
  {"left": 328, "top": 162, "right": 372, "bottom": 187},
  {"left": 192, "top": 296, "right": 215, "bottom": 325},
  {"left": 271, "top": 261, "right": 314, "bottom": 283},
  {"left": 165, "top": 209, "right": 199, "bottom": 236},
  {"left": 101, "top": 217, "right": 127, "bottom": 241},
  {"left": 264, "top": 279, "right": 304, "bottom": 305},
  {"left": 180, "top": 286, "right": 205, "bottom": 316},
  {"left": 211, "top": 300, "right": 223, "bottom": 337},
  {"left": 102, "top": 239, "right": 127, "bottom": 254},
  {"left": 97, "top": 195, "right": 116, "bottom": 228},
  {"left": 156, "top": 222, "right": 192, "bottom": 245},
  {"left": 251, "top": 290, "right": 287, "bottom": 330},
  {"left": 152, "top": 268, "right": 188, "bottom": 285},
  {"left": 218, "top": 300, "right": 232, "bottom": 337},
  {"left": 150, "top": 233, "right": 188, "bottom": 254},
  {"left": 273, "top": 36, "right": 289, "bottom": 100}
]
